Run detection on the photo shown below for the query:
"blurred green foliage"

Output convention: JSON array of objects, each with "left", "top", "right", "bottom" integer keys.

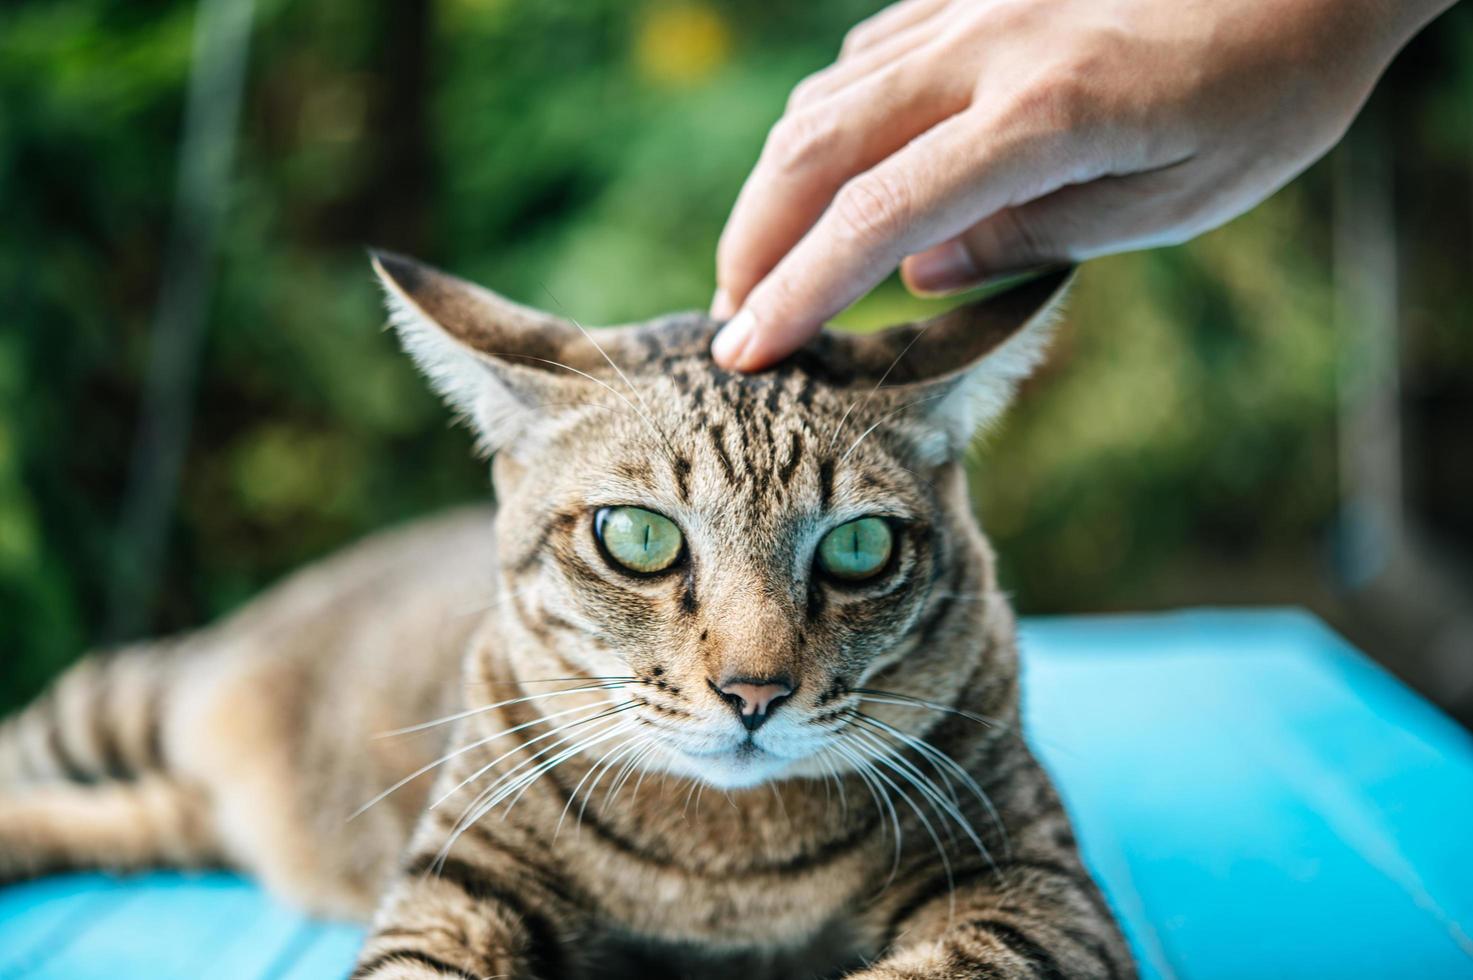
[{"left": 1, "top": 0, "right": 1470, "bottom": 713}]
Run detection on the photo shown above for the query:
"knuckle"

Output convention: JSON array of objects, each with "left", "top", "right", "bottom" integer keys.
[
  {"left": 765, "top": 111, "right": 837, "bottom": 175},
  {"left": 1041, "top": 70, "right": 1093, "bottom": 127},
  {"left": 839, "top": 22, "right": 878, "bottom": 56},
  {"left": 999, "top": 68, "right": 1094, "bottom": 138},
  {"left": 715, "top": 235, "right": 767, "bottom": 296},
  {"left": 785, "top": 73, "right": 828, "bottom": 113},
  {"left": 832, "top": 172, "right": 912, "bottom": 247},
  {"left": 1033, "top": 28, "right": 1129, "bottom": 130},
  {"left": 979, "top": 0, "right": 1043, "bottom": 34},
  {"left": 713, "top": 236, "right": 748, "bottom": 286},
  {"left": 749, "top": 269, "right": 805, "bottom": 323},
  {"left": 1048, "top": 71, "right": 1094, "bottom": 128},
  {"left": 977, "top": 15, "right": 1124, "bottom": 135}
]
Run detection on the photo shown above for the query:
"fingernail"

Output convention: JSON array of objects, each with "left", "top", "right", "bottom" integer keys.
[
  {"left": 905, "top": 240, "right": 980, "bottom": 295},
  {"left": 711, "top": 309, "right": 756, "bottom": 369},
  {"left": 710, "top": 287, "right": 735, "bottom": 320}
]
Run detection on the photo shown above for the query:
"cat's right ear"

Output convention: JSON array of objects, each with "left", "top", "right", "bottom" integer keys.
[
  {"left": 831, "top": 267, "right": 1074, "bottom": 463},
  {"left": 371, "top": 250, "right": 590, "bottom": 457}
]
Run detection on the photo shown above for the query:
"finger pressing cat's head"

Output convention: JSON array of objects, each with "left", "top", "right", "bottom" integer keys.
[{"left": 372, "top": 250, "right": 1072, "bottom": 788}]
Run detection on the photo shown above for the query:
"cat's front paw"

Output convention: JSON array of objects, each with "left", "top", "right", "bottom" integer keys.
[
  {"left": 350, "top": 949, "right": 516, "bottom": 980},
  {"left": 352, "top": 964, "right": 448, "bottom": 980},
  {"left": 842, "top": 947, "right": 1013, "bottom": 980},
  {"left": 843, "top": 960, "right": 951, "bottom": 980}
]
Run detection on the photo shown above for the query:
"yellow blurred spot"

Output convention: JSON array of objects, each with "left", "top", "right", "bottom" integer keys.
[
  {"left": 232, "top": 426, "right": 360, "bottom": 522},
  {"left": 635, "top": 2, "right": 731, "bottom": 86},
  {"left": 442, "top": 0, "right": 508, "bottom": 31}
]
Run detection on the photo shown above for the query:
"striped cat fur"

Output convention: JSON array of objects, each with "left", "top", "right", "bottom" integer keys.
[{"left": 0, "top": 253, "right": 1133, "bottom": 980}]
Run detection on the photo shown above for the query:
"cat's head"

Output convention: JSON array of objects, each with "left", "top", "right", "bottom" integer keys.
[{"left": 374, "top": 252, "right": 1070, "bottom": 790}]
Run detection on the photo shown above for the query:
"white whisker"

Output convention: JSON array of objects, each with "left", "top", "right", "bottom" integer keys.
[
  {"left": 446, "top": 584, "right": 537, "bottom": 622},
  {"left": 431, "top": 701, "right": 637, "bottom": 811},
  {"left": 851, "top": 691, "right": 1001, "bottom": 731},
  {"left": 680, "top": 771, "right": 702, "bottom": 820},
  {"left": 489, "top": 720, "right": 639, "bottom": 824},
  {"left": 838, "top": 732, "right": 957, "bottom": 919},
  {"left": 466, "top": 674, "right": 639, "bottom": 691},
  {"left": 838, "top": 392, "right": 948, "bottom": 466},
  {"left": 497, "top": 351, "right": 678, "bottom": 467},
  {"left": 377, "top": 681, "right": 632, "bottom": 739},
  {"left": 541, "top": 287, "right": 659, "bottom": 435},
  {"left": 847, "top": 725, "right": 990, "bottom": 868},
  {"left": 626, "top": 744, "right": 663, "bottom": 808},
  {"left": 815, "top": 749, "right": 849, "bottom": 818},
  {"left": 605, "top": 739, "right": 660, "bottom": 810},
  {"left": 849, "top": 709, "right": 1009, "bottom": 859},
  {"left": 564, "top": 732, "right": 650, "bottom": 839},
  {"left": 828, "top": 742, "right": 903, "bottom": 888},
  {"left": 556, "top": 730, "right": 638, "bottom": 838},
  {"left": 829, "top": 317, "right": 939, "bottom": 450},
  {"left": 350, "top": 697, "right": 619, "bottom": 821},
  {"left": 435, "top": 718, "right": 638, "bottom": 868}
]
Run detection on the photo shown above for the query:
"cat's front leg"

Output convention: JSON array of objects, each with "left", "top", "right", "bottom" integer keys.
[
  {"left": 848, "top": 856, "right": 1133, "bottom": 980},
  {"left": 849, "top": 819, "right": 1134, "bottom": 979},
  {"left": 841, "top": 732, "right": 1137, "bottom": 980},
  {"left": 350, "top": 851, "right": 581, "bottom": 980}
]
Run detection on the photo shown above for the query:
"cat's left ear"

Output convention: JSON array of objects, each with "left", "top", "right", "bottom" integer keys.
[
  {"left": 370, "top": 250, "right": 605, "bottom": 457},
  {"left": 842, "top": 267, "right": 1075, "bottom": 462}
]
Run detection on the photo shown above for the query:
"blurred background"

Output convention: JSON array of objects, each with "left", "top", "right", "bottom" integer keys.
[{"left": 1, "top": 0, "right": 1469, "bottom": 724}]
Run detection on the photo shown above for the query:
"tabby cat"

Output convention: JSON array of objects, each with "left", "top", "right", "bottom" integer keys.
[{"left": 0, "top": 253, "right": 1134, "bottom": 979}]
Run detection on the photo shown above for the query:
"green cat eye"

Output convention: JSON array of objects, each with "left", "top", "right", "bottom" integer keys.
[
  {"left": 817, "top": 517, "right": 895, "bottom": 582},
  {"left": 595, "top": 506, "right": 685, "bottom": 575}
]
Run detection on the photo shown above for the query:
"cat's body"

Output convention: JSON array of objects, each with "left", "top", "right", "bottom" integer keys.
[
  {"left": 0, "top": 256, "right": 1134, "bottom": 979},
  {"left": 0, "top": 506, "right": 492, "bottom": 913}
]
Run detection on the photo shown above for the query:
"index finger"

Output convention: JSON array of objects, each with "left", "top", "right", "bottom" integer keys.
[
  {"left": 713, "top": 109, "right": 1080, "bottom": 372},
  {"left": 839, "top": 0, "right": 950, "bottom": 58},
  {"left": 713, "top": 58, "right": 970, "bottom": 318}
]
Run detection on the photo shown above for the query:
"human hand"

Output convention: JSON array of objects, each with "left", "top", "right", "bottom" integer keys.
[{"left": 711, "top": 0, "right": 1453, "bottom": 371}]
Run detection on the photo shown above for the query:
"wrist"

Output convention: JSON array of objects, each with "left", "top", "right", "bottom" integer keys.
[{"left": 1360, "top": 0, "right": 1459, "bottom": 61}]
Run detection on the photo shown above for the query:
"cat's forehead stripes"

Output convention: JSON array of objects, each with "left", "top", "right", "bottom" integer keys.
[
  {"left": 375, "top": 250, "right": 1070, "bottom": 472},
  {"left": 589, "top": 316, "right": 922, "bottom": 509}
]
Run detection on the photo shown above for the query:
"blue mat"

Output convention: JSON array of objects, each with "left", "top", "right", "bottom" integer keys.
[{"left": 2, "top": 609, "right": 1470, "bottom": 979}]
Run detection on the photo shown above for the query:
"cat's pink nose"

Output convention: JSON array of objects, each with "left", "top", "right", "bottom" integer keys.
[{"left": 714, "top": 677, "right": 794, "bottom": 732}]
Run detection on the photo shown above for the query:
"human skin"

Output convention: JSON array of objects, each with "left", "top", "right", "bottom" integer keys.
[{"left": 710, "top": 0, "right": 1459, "bottom": 372}]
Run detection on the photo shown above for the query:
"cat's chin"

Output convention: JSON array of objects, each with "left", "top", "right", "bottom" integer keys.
[{"left": 653, "top": 742, "right": 796, "bottom": 790}]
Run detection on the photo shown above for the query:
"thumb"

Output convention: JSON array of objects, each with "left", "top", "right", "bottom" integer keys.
[
  {"left": 901, "top": 174, "right": 1196, "bottom": 294},
  {"left": 901, "top": 203, "right": 1068, "bottom": 295}
]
